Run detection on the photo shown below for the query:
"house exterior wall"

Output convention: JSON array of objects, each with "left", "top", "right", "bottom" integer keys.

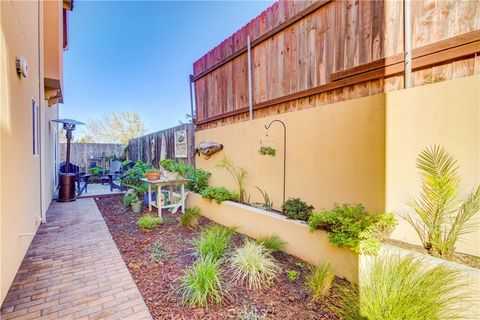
[
  {"left": 194, "top": 75, "right": 480, "bottom": 257},
  {"left": 0, "top": 0, "right": 67, "bottom": 303}
]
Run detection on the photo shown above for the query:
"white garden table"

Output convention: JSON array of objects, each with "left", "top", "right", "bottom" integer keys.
[{"left": 140, "top": 177, "right": 191, "bottom": 217}]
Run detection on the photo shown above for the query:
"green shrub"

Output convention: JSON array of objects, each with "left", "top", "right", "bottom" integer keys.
[
  {"left": 150, "top": 241, "right": 166, "bottom": 262},
  {"left": 308, "top": 204, "right": 397, "bottom": 255},
  {"left": 185, "top": 167, "right": 211, "bottom": 193},
  {"left": 159, "top": 159, "right": 175, "bottom": 172},
  {"left": 403, "top": 145, "right": 480, "bottom": 259},
  {"left": 281, "top": 198, "right": 314, "bottom": 221},
  {"left": 229, "top": 240, "right": 280, "bottom": 290},
  {"left": 200, "top": 186, "right": 238, "bottom": 204},
  {"left": 194, "top": 225, "right": 235, "bottom": 261},
  {"left": 180, "top": 255, "right": 223, "bottom": 307},
  {"left": 216, "top": 156, "right": 248, "bottom": 204},
  {"left": 90, "top": 166, "right": 101, "bottom": 175},
  {"left": 286, "top": 270, "right": 299, "bottom": 282},
  {"left": 137, "top": 214, "right": 163, "bottom": 229},
  {"left": 306, "top": 262, "right": 335, "bottom": 301},
  {"left": 339, "top": 254, "right": 470, "bottom": 320},
  {"left": 180, "top": 207, "right": 201, "bottom": 229},
  {"left": 123, "top": 194, "right": 137, "bottom": 207},
  {"left": 255, "top": 234, "right": 286, "bottom": 253},
  {"left": 122, "top": 160, "right": 154, "bottom": 194}
]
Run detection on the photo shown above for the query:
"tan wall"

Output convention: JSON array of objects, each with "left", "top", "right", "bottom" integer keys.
[
  {"left": 195, "top": 94, "right": 386, "bottom": 213},
  {"left": 43, "top": 0, "right": 62, "bottom": 84},
  {"left": 385, "top": 75, "right": 480, "bottom": 256},
  {"left": 0, "top": 0, "right": 63, "bottom": 303},
  {"left": 1, "top": 0, "right": 43, "bottom": 303}
]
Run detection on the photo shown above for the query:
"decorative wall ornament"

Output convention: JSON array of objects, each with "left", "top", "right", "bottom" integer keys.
[
  {"left": 195, "top": 141, "right": 223, "bottom": 159},
  {"left": 174, "top": 129, "right": 188, "bottom": 158}
]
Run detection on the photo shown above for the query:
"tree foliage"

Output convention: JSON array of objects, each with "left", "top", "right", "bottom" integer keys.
[{"left": 81, "top": 111, "right": 147, "bottom": 144}]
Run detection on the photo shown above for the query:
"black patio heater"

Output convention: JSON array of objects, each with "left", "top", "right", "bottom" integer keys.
[{"left": 52, "top": 119, "right": 85, "bottom": 202}]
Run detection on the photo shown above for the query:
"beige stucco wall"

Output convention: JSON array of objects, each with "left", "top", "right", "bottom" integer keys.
[
  {"left": 385, "top": 75, "right": 480, "bottom": 256},
  {"left": 195, "top": 94, "right": 386, "bottom": 214},
  {"left": 0, "top": 0, "right": 61, "bottom": 303}
]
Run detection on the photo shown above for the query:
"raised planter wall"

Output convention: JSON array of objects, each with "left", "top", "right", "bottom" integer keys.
[
  {"left": 187, "top": 192, "right": 480, "bottom": 317},
  {"left": 187, "top": 193, "right": 360, "bottom": 283}
]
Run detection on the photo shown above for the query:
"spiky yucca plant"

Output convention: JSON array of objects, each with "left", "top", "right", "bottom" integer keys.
[
  {"left": 216, "top": 155, "right": 248, "bottom": 204},
  {"left": 403, "top": 145, "right": 480, "bottom": 259},
  {"left": 255, "top": 234, "right": 287, "bottom": 253}
]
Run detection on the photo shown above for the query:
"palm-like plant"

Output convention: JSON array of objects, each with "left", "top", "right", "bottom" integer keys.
[
  {"left": 403, "top": 145, "right": 480, "bottom": 259},
  {"left": 216, "top": 156, "right": 248, "bottom": 204}
]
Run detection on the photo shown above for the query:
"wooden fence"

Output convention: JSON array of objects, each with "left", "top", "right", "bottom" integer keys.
[
  {"left": 60, "top": 143, "right": 127, "bottom": 171},
  {"left": 192, "top": 0, "right": 480, "bottom": 129},
  {"left": 128, "top": 123, "right": 195, "bottom": 167}
]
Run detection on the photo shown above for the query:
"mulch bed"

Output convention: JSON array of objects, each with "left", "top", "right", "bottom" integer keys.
[{"left": 95, "top": 195, "right": 343, "bottom": 319}]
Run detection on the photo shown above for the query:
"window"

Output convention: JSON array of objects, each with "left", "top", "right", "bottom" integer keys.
[{"left": 32, "top": 99, "right": 39, "bottom": 155}]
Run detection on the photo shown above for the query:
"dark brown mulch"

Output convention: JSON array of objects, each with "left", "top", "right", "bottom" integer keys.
[
  {"left": 95, "top": 195, "right": 343, "bottom": 320},
  {"left": 385, "top": 239, "right": 480, "bottom": 269}
]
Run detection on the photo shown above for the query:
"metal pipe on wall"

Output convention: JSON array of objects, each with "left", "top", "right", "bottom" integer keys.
[
  {"left": 247, "top": 35, "right": 253, "bottom": 120},
  {"left": 189, "top": 75, "right": 196, "bottom": 125},
  {"left": 404, "top": 0, "right": 412, "bottom": 88}
]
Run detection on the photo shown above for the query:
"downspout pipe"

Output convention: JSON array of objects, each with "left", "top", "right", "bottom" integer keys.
[
  {"left": 247, "top": 35, "right": 253, "bottom": 120},
  {"left": 404, "top": 0, "right": 412, "bottom": 88}
]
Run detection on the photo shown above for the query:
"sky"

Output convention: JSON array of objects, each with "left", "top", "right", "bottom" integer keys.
[{"left": 61, "top": 0, "right": 274, "bottom": 138}]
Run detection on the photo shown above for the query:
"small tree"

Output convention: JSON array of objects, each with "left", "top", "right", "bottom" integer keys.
[{"left": 403, "top": 145, "right": 480, "bottom": 259}]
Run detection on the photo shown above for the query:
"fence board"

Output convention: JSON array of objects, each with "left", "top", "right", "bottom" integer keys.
[
  {"left": 60, "top": 143, "right": 126, "bottom": 171},
  {"left": 127, "top": 123, "right": 195, "bottom": 167}
]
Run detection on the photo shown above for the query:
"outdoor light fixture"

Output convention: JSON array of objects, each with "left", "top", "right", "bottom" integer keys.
[
  {"left": 16, "top": 56, "right": 29, "bottom": 78},
  {"left": 51, "top": 119, "right": 85, "bottom": 202}
]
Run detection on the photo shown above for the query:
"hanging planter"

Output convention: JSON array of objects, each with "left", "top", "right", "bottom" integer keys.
[{"left": 259, "top": 133, "right": 277, "bottom": 157}]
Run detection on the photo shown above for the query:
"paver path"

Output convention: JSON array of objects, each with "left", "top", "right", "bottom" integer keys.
[{"left": 1, "top": 198, "right": 152, "bottom": 320}]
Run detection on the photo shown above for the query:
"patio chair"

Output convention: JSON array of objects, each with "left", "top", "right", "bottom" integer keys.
[{"left": 106, "top": 160, "right": 126, "bottom": 192}]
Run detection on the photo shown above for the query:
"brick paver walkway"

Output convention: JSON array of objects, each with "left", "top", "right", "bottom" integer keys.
[{"left": 1, "top": 198, "right": 152, "bottom": 320}]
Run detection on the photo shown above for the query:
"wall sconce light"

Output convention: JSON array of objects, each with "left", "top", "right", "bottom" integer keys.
[{"left": 16, "top": 56, "right": 29, "bottom": 78}]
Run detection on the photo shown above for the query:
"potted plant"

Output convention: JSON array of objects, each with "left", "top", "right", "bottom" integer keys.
[
  {"left": 145, "top": 168, "right": 160, "bottom": 181},
  {"left": 160, "top": 159, "right": 179, "bottom": 180},
  {"left": 131, "top": 197, "right": 143, "bottom": 214},
  {"left": 259, "top": 146, "right": 276, "bottom": 157}
]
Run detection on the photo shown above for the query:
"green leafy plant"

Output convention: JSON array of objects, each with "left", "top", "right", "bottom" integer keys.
[
  {"left": 122, "top": 160, "right": 154, "bottom": 194},
  {"left": 194, "top": 225, "right": 235, "bottom": 261},
  {"left": 185, "top": 167, "right": 211, "bottom": 193},
  {"left": 255, "top": 186, "right": 273, "bottom": 211},
  {"left": 123, "top": 193, "right": 137, "bottom": 207},
  {"left": 308, "top": 204, "right": 396, "bottom": 255},
  {"left": 159, "top": 159, "right": 175, "bottom": 172},
  {"left": 150, "top": 241, "right": 166, "bottom": 262},
  {"left": 90, "top": 166, "right": 102, "bottom": 175},
  {"left": 200, "top": 186, "right": 238, "bottom": 204},
  {"left": 286, "top": 270, "right": 299, "bottom": 282},
  {"left": 281, "top": 198, "right": 314, "bottom": 221},
  {"left": 339, "top": 254, "right": 470, "bottom": 319},
  {"left": 229, "top": 240, "right": 280, "bottom": 290},
  {"left": 180, "top": 206, "right": 201, "bottom": 229},
  {"left": 295, "top": 262, "right": 308, "bottom": 269},
  {"left": 137, "top": 214, "right": 163, "bottom": 229},
  {"left": 258, "top": 146, "right": 276, "bottom": 157},
  {"left": 255, "top": 234, "right": 286, "bottom": 253},
  {"left": 402, "top": 145, "right": 480, "bottom": 259},
  {"left": 306, "top": 262, "right": 335, "bottom": 301},
  {"left": 180, "top": 255, "right": 223, "bottom": 307},
  {"left": 216, "top": 156, "right": 248, "bottom": 204}
]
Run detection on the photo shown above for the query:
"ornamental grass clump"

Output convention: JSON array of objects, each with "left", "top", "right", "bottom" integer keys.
[
  {"left": 180, "top": 255, "right": 223, "bottom": 307},
  {"left": 230, "top": 240, "right": 280, "bottom": 290},
  {"left": 255, "top": 234, "right": 286, "bottom": 253},
  {"left": 308, "top": 203, "right": 396, "bottom": 255},
  {"left": 216, "top": 156, "right": 248, "bottom": 204},
  {"left": 306, "top": 262, "right": 335, "bottom": 301},
  {"left": 179, "top": 206, "right": 201, "bottom": 229},
  {"left": 194, "top": 225, "right": 235, "bottom": 261},
  {"left": 339, "top": 254, "right": 470, "bottom": 320},
  {"left": 137, "top": 214, "right": 163, "bottom": 229},
  {"left": 402, "top": 145, "right": 480, "bottom": 259}
]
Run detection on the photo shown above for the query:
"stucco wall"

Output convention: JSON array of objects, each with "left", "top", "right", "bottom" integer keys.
[
  {"left": 195, "top": 94, "right": 386, "bottom": 214},
  {"left": 385, "top": 75, "right": 480, "bottom": 256},
  {"left": 1, "top": 0, "right": 43, "bottom": 302}
]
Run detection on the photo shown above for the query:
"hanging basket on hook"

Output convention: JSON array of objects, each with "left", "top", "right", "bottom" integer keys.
[{"left": 259, "top": 133, "right": 277, "bottom": 157}]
